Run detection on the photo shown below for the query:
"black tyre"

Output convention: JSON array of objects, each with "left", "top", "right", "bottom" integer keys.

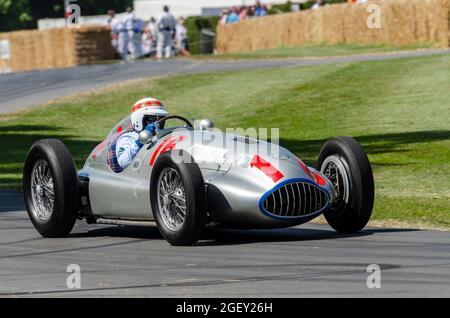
[
  {"left": 318, "top": 137, "right": 374, "bottom": 233},
  {"left": 150, "top": 150, "right": 207, "bottom": 246},
  {"left": 23, "top": 139, "right": 79, "bottom": 237}
]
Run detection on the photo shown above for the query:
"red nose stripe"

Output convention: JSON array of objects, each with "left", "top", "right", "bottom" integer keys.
[
  {"left": 312, "top": 171, "right": 327, "bottom": 186},
  {"left": 149, "top": 135, "right": 187, "bottom": 166},
  {"left": 250, "top": 155, "right": 284, "bottom": 183},
  {"left": 295, "top": 157, "right": 313, "bottom": 178}
]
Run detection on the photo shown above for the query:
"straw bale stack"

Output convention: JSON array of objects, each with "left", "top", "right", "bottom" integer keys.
[
  {"left": 216, "top": 0, "right": 450, "bottom": 53},
  {"left": 0, "top": 25, "right": 114, "bottom": 73}
]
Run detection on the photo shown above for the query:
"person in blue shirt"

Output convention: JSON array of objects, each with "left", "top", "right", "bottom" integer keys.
[
  {"left": 227, "top": 7, "right": 240, "bottom": 23},
  {"left": 254, "top": 1, "right": 267, "bottom": 17}
]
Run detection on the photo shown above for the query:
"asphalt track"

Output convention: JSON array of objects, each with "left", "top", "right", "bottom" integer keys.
[
  {"left": 1, "top": 49, "right": 450, "bottom": 114},
  {"left": 0, "top": 189, "right": 449, "bottom": 297},
  {"left": 0, "top": 50, "right": 449, "bottom": 297}
]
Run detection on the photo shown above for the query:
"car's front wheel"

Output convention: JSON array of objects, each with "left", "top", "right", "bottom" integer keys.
[
  {"left": 318, "top": 137, "right": 374, "bottom": 233},
  {"left": 150, "top": 150, "right": 207, "bottom": 245},
  {"left": 23, "top": 139, "right": 79, "bottom": 237}
]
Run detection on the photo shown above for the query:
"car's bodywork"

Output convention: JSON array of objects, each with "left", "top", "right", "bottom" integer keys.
[{"left": 79, "top": 116, "right": 336, "bottom": 229}]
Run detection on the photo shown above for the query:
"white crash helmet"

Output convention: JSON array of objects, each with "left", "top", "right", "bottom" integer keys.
[{"left": 130, "top": 97, "right": 169, "bottom": 132}]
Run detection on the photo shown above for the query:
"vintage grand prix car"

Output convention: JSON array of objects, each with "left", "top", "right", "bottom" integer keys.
[{"left": 23, "top": 115, "right": 374, "bottom": 245}]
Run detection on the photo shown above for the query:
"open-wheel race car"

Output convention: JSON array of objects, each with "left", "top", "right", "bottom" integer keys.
[{"left": 23, "top": 114, "right": 374, "bottom": 245}]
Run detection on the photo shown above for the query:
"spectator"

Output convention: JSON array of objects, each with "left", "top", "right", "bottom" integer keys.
[
  {"left": 254, "top": 1, "right": 267, "bottom": 17},
  {"left": 147, "top": 17, "right": 158, "bottom": 50},
  {"left": 312, "top": 0, "right": 323, "bottom": 10},
  {"left": 156, "top": 5, "right": 177, "bottom": 59},
  {"left": 219, "top": 9, "right": 229, "bottom": 25},
  {"left": 131, "top": 14, "right": 144, "bottom": 59},
  {"left": 227, "top": 7, "right": 240, "bottom": 23},
  {"left": 107, "top": 9, "right": 120, "bottom": 57},
  {"left": 141, "top": 17, "right": 157, "bottom": 57},
  {"left": 176, "top": 17, "right": 190, "bottom": 56},
  {"left": 247, "top": 6, "right": 256, "bottom": 19},
  {"left": 119, "top": 7, "right": 144, "bottom": 60},
  {"left": 239, "top": 6, "right": 248, "bottom": 21},
  {"left": 118, "top": 7, "right": 134, "bottom": 60}
]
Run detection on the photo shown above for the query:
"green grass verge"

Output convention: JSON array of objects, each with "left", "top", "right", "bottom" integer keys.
[
  {"left": 196, "top": 43, "right": 433, "bottom": 60},
  {"left": 0, "top": 54, "right": 449, "bottom": 228}
]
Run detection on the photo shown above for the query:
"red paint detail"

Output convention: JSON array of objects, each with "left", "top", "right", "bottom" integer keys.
[
  {"left": 250, "top": 155, "right": 284, "bottom": 183},
  {"left": 296, "top": 157, "right": 313, "bottom": 178},
  {"left": 149, "top": 135, "right": 187, "bottom": 166},
  {"left": 92, "top": 140, "right": 107, "bottom": 160},
  {"left": 312, "top": 171, "right": 327, "bottom": 186},
  {"left": 131, "top": 100, "right": 163, "bottom": 113},
  {"left": 92, "top": 124, "right": 130, "bottom": 160}
]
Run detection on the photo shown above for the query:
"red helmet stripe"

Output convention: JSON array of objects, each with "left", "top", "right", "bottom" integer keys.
[{"left": 131, "top": 100, "right": 163, "bottom": 113}]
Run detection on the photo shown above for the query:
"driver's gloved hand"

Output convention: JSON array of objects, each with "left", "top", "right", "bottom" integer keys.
[
  {"left": 144, "top": 123, "right": 157, "bottom": 135},
  {"left": 135, "top": 139, "right": 143, "bottom": 148}
]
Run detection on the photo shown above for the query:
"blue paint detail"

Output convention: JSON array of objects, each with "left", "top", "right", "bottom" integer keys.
[{"left": 258, "top": 178, "right": 331, "bottom": 221}]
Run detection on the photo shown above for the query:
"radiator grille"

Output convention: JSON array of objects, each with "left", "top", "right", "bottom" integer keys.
[{"left": 262, "top": 182, "right": 329, "bottom": 217}]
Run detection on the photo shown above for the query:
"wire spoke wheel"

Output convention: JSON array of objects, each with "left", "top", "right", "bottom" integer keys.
[
  {"left": 31, "top": 159, "right": 55, "bottom": 222},
  {"left": 151, "top": 150, "right": 206, "bottom": 245},
  {"left": 320, "top": 155, "right": 350, "bottom": 213},
  {"left": 318, "top": 137, "right": 374, "bottom": 233},
  {"left": 24, "top": 139, "right": 79, "bottom": 237},
  {"left": 157, "top": 167, "right": 187, "bottom": 231}
]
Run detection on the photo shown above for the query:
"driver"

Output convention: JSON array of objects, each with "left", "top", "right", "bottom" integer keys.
[{"left": 116, "top": 97, "right": 169, "bottom": 169}]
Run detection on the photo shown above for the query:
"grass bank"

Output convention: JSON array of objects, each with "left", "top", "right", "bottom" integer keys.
[{"left": 0, "top": 54, "right": 449, "bottom": 228}]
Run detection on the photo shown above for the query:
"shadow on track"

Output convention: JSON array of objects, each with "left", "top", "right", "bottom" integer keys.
[{"left": 68, "top": 224, "right": 420, "bottom": 246}]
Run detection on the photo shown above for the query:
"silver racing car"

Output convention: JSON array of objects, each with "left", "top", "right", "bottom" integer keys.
[{"left": 23, "top": 115, "right": 374, "bottom": 245}]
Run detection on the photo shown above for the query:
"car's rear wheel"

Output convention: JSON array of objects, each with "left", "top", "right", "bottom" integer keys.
[
  {"left": 150, "top": 150, "right": 206, "bottom": 245},
  {"left": 318, "top": 137, "right": 374, "bottom": 233},
  {"left": 23, "top": 139, "right": 79, "bottom": 237}
]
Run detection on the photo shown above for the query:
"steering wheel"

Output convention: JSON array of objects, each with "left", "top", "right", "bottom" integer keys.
[{"left": 155, "top": 115, "right": 193, "bottom": 131}]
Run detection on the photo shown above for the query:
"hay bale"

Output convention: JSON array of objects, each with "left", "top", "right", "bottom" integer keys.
[
  {"left": 321, "top": 4, "right": 345, "bottom": 44},
  {"left": 0, "top": 25, "right": 113, "bottom": 72},
  {"left": 72, "top": 26, "right": 114, "bottom": 64},
  {"left": 216, "top": 0, "right": 450, "bottom": 54},
  {"left": 286, "top": 11, "right": 305, "bottom": 46}
]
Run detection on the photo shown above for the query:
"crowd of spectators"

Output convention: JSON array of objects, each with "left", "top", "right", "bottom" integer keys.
[
  {"left": 219, "top": 1, "right": 269, "bottom": 25},
  {"left": 312, "top": 0, "right": 368, "bottom": 9},
  {"left": 107, "top": 6, "right": 190, "bottom": 61}
]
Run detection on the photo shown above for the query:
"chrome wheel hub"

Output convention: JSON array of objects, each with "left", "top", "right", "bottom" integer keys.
[
  {"left": 157, "top": 167, "right": 187, "bottom": 231},
  {"left": 31, "top": 160, "right": 55, "bottom": 222},
  {"left": 320, "top": 155, "right": 350, "bottom": 210}
]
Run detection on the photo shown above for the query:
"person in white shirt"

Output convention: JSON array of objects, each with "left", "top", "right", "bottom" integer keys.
[
  {"left": 311, "top": 0, "right": 323, "bottom": 10},
  {"left": 119, "top": 7, "right": 143, "bottom": 60},
  {"left": 107, "top": 10, "right": 120, "bottom": 55},
  {"left": 147, "top": 17, "right": 158, "bottom": 43},
  {"left": 118, "top": 7, "right": 133, "bottom": 60},
  {"left": 156, "top": 5, "right": 177, "bottom": 59},
  {"left": 175, "top": 17, "right": 190, "bottom": 56},
  {"left": 131, "top": 16, "right": 144, "bottom": 59}
]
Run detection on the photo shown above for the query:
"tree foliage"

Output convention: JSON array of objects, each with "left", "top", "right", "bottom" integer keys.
[
  {"left": 0, "top": 0, "right": 133, "bottom": 32},
  {"left": 0, "top": 0, "right": 32, "bottom": 31}
]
